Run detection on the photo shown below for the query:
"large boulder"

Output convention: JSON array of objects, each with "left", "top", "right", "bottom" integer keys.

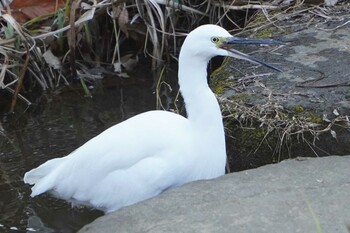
[{"left": 79, "top": 155, "right": 350, "bottom": 233}]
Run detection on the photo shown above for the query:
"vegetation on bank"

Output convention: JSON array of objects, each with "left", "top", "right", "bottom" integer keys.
[
  {"left": 0, "top": 0, "right": 324, "bottom": 111},
  {"left": 208, "top": 3, "right": 350, "bottom": 168}
]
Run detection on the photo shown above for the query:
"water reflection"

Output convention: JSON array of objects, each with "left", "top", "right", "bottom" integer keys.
[{"left": 0, "top": 73, "right": 162, "bottom": 232}]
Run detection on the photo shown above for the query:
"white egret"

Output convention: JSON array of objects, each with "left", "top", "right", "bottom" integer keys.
[{"left": 24, "top": 24, "right": 282, "bottom": 213}]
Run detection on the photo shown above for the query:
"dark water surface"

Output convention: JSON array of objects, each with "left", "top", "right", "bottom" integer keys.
[{"left": 0, "top": 72, "right": 168, "bottom": 232}]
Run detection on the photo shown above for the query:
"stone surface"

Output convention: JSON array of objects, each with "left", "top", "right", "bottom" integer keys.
[
  {"left": 223, "top": 6, "right": 350, "bottom": 116},
  {"left": 79, "top": 155, "right": 350, "bottom": 233}
]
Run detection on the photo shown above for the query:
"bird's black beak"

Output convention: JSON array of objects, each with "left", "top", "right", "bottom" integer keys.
[{"left": 220, "top": 37, "right": 284, "bottom": 72}]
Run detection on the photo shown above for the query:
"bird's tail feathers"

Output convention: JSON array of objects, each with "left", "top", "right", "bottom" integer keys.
[
  {"left": 24, "top": 157, "right": 64, "bottom": 184},
  {"left": 23, "top": 157, "right": 66, "bottom": 196},
  {"left": 29, "top": 174, "right": 58, "bottom": 197}
]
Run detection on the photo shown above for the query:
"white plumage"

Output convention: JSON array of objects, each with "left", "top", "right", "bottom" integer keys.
[{"left": 24, "top": 24, "right": 280, "bottom": 213}]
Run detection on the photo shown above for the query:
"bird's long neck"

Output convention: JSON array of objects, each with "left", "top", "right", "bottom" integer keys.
[{"left": 178, "top": 50, "right": 224, "bottom": 132}]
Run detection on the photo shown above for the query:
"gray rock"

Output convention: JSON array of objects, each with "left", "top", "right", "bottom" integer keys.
[
  {"left": 79, "top": 155, "right": 350, "bottom": 233},
  {"left": 223, "top": 11, "right": 350, "bottom": 116}
]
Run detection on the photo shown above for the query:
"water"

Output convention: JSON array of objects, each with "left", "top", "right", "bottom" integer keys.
[{"left": 0, "top": 71, "right": 169, "bottom": 232}]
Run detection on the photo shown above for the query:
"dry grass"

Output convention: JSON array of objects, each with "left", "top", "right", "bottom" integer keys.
[{"left": 221, "top": 93, "right": 350, "bottom": 160}]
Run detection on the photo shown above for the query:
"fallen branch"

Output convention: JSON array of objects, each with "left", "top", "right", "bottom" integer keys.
[{"left": 212, "top": 2, "right": 279, "bottom": 10}]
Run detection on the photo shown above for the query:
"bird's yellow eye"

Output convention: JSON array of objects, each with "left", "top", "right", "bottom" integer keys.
[{"left": 211, "top": 37, "right": 220, "bottom": 44}]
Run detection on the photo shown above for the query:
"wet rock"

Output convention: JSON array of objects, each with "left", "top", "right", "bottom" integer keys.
[{"left": 79, "top": 155, "right": 350, "bottom": 233}]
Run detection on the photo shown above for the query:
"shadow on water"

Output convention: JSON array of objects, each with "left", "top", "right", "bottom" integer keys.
[{"left": 0, "top": 66, "right": 178, "bottom": 232}]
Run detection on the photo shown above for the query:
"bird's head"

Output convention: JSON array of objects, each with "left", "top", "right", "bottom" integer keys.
[{"left": 181, "top": 24, "right": 283, "bottom": 72}]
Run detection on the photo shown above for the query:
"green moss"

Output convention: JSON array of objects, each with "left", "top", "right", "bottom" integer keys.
[
  {"left": 308, "top": 114, "right": 323, "bottom": 124},
  {"left": 210, "top": 58, "right": 235, "bottom": 95},
  {"left": 230, "top": 93, "right": 249, "bottom": 102},
  {"left": 211, "top": 78, "right": 235, "bottom": 95},
  {"left": 251, "top": 13, "right": 267, "bottom": 25},
  {"left": 294, "top": 105, "right": 305, "bottom": 113},
  {"left": 225, "top": 119, "right": 279, "bottom": 165},
  {"left": 250, "top": 127, "right": 268, "bottom": 139},
  {"left": 292, "top": 107, "right": 323, "bottom": 124},
  {"left": 245, "top": 10, "right": 290, "bottom": 39},
  {"left": 255, "top": 28, "right": 273, "bottom": 39},
  {"left": 230, "top": 122, "right": 268, "bottom": 148}
]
